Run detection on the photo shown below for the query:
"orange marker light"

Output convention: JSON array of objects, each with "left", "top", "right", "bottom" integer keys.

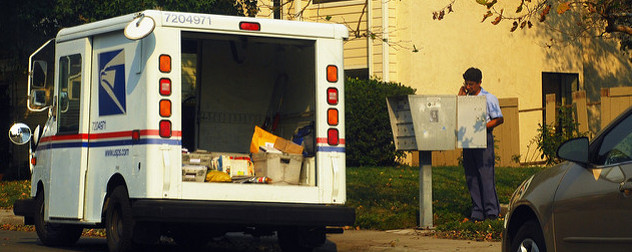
[
  {"left": 159, "top": 99, "right": 171, "bottom": 117},
  {"left": 328, "top": 108, "right": 338, "bottom": 125},
  {"left": 159, "top": 55, "right": 171, "bottom": 73},
  {"left": 327, "top": 65, "right": 338, "bottom": 82}
]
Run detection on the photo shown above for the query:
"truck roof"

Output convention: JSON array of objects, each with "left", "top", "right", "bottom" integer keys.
[{"left": 56, "top": 10, "right": 349, "bottom": 43}]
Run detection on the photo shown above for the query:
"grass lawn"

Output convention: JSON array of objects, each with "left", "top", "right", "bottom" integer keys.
[
  {"left": 1, "top": 165, "right": 543, "bottom": 241},
  {"left": 347, "top": 165, "right": 543, "bottom": 241}
]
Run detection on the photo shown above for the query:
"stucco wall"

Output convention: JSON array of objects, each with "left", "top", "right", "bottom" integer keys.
[
  {"left": 396, "top": 1, "right": 632, "bottom": 161},
  {"left": 258, "top": 0, "right": 632, "bottom": 163}
]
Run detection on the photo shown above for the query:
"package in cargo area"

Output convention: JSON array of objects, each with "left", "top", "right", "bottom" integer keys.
[
  {"left": 182, "top": 151, "right": 213, "bottom": 168},
  {"left": 213, "top": 155, "right": 253, "bottom": 177},
  {"left": 182, "top": 165, "right": 207, "bottom": 182},
  {"left": 252, "top": 152, "right": 303, "bottom": 184}
]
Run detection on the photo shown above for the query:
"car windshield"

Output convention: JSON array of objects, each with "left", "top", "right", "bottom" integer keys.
[{"left": 597, "top": 113, "right": 632, "bottom": 165}]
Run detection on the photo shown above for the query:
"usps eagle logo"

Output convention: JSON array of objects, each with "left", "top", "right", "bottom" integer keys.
[{"left": 98, "top": 49, "right": 126, "bottom": 116}]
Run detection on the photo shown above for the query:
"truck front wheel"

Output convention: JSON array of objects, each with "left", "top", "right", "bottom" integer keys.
[
  {"left": 105, "top": 186, "right": 135, "bottom": 252},
  {"left": 34, "top": 190, "right": 83, "bottom": 246}
]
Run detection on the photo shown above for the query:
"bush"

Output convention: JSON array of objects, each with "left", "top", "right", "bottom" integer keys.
[
  {"left": 535, "top": 106, "right": 588, "bottom": 165},
  {"left": 345, "top": 78, "right": 416, "bottom": 166}
]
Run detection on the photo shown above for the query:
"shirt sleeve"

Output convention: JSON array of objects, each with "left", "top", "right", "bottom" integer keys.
[{"left": 487, "top": 94, "right": 503, "bottom": 119}]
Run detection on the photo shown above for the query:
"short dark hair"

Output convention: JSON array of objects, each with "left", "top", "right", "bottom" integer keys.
[{"left": 463, "top": 67, "right": 482, "bottom": 83}]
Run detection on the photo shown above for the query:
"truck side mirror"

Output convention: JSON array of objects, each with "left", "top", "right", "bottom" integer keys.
[
  {"left": 30, "top": 90, "right": 47, "bottom": 107},
  {"left": 8, "top": 123, "right": 32, "bottom": 145},
  {"left": 31, "top": 60, "right": 47, "bottom": 88}
]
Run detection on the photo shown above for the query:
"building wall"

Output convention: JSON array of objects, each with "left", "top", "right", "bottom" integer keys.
[{"left": 258, "top": 0, "right": 632, "bottom": 163}]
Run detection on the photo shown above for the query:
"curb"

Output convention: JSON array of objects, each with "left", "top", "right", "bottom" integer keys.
[{"left": 0, "top": 209, "right": 24, "bottom": 226}]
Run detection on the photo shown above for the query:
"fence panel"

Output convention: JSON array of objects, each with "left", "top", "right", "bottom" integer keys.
[{"left": 601, "top": 87, "right": 632, "bottom": 128}]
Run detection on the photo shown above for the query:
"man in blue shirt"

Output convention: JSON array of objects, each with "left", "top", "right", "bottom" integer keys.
[{"left": 458, "top": 67, "right": 504, "bottom": 221}]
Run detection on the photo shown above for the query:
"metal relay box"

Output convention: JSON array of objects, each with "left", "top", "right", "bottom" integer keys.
[{"left": 386, "top": 95, "right": 487, "bottom": 151}]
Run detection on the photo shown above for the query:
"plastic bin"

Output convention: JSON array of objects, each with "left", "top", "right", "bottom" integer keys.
[{"left": 252, "top": 152, "right": 303, "bottom": 184}]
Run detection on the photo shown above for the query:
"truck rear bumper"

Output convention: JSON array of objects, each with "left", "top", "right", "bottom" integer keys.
[{"left": 131, "top": 199, "right": 355, "bottom": 227}]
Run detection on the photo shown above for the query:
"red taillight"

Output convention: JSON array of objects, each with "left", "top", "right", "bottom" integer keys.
[
  {"left": 132, "top": 130, "right": 141, "bottom": 141},
  {"left": 327, "top": 88, "right": 338, "bottom": 105},
  {"left": 159, "top": 120, "right": 172, "bottom": 138},
  {"left": 160, "top": 99, "right": 172, "bottom": 117},
  {"left": 159, "top": 55, "right": 171, "bottom": 73},
  {"left": 160, "top": 78, "right": 171, "bottom": 96},
  {"left": 239, "top": 22, "right": 261, "bottom": 31},
  {"left": 31, "top": 157, "right": 37, "bottom": 166},
  {"left": 328, "top": 108, "right": 338, "bottom": 125},
  {"left": 327, "top": 65, "right": 338, "bottom": 82},
  {"left": 327, "top": 128, "right": 339, "bottom": 145}
]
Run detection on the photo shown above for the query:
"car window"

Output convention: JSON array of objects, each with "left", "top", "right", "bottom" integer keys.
[{"left": 597, "top": 113, "right": 632, "bottom": 165}]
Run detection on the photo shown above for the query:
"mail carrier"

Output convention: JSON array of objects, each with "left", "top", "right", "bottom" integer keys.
[{"left": 10, "top": 10, "right": 354, "bottom": 252}]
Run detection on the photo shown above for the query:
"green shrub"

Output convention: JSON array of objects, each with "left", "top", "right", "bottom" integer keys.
[
  {"left": 535, "top": 106, "right": 588, "bottom": 165},
  {"left": 345, "top": 78, "right": 416, "bottom": 166}
]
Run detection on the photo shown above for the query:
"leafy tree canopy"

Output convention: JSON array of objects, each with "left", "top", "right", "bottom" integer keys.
[
  {"left": 0, "top": 0, "right": 256, "bottom": 68},
  {"left": 433, "top": 0, "right": 632, "bottom": 52}
]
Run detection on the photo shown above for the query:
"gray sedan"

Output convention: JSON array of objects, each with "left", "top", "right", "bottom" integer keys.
[{"left": 502, "top": 106, "right": 632, "bottom": 252}]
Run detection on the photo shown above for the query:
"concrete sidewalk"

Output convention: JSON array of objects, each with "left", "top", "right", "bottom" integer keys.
[
  {"left": 1, "top": 209, "right": 501, "bottom": 251},
  {"left": 0, "top": 209, "right": 23, "bottom": 226}
]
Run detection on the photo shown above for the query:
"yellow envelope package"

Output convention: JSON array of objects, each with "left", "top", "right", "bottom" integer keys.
[
  {"left": 250, "top": 126, "right": 278, "bottom": 154},
  {"left": 205, "top": 170, "right": 232, "bottom": 182}
]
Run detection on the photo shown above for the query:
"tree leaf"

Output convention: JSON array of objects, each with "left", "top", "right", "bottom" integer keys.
[
  {"left": 476, "top": 0, "right": 488, "bottom": 6},
  {"left": 482, "top": 11, "right": 494, "bottom": 22},
  {"left": 325, "top": 16, "right": 332, "bottom": 21},
  {"left": 511, "top": 21, "right": 518, "bottom": 32},
  {"left": 492, "top": 15, "right": 502, "bottom": 25},
  {"left": 516, "top": 4, "right": 523, "bottom": 13},
  {"left": 557, "top": 2, "right": 571, "bottom": 15},
  {"left": 540, "top": 4, "right": 551, "bottom": 22},
  {"left": 486, "top": 0, "right": 498, "bottom": 9},
  {"left": 520, "top": 21, "right": 527, "bottom": 29}
]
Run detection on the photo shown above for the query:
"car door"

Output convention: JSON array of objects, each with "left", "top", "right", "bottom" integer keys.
[{"left": 553, "top": 111, "right": 632, "bottom": 251}]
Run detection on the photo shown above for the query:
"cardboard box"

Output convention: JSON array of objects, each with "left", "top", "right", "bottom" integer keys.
[
  {"left": 274, "top": 137, "right": 304, "bottom": 154},
  {"left": 182, "top": 165, "right": 207, "bottom": 182},
  {"left": 252, "top": 152, "right": 303, "bottom": 184},
  {"left": 227, "top": 157, "right": 254, "bottom": 177}
]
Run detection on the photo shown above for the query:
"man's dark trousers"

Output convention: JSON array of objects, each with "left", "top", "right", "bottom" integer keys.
[{"left": 462, "top": 130, "right": 500, "bottom": 220}]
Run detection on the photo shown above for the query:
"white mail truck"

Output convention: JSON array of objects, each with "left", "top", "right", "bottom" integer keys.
[{"left": 9, "top": 10, "right": 354, "bottom": 252}]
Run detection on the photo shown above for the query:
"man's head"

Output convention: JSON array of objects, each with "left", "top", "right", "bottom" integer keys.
[{"left": 463, "top": 67, "right": 482, "bottom": 95}]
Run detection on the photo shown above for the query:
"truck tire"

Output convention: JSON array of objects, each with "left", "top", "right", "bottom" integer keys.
[
  {"left": 105, "top": 186, "right": 136, "bottom": 252},
  {"left": 34, "top": 190, "right": 83, "bottom": 246},
  {"left": 277, "top": 226, "right": 326, "bottom": 252}
]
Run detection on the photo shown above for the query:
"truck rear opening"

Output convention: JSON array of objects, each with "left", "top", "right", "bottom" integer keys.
[{"left": 180, "top": 32, "right": 317, "bottom": 189}]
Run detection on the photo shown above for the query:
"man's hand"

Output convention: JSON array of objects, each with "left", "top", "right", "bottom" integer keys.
[{"left": 458, "top": 86, "right": 468, "bottom": 96}]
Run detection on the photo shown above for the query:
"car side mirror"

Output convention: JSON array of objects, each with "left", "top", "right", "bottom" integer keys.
[
  {"left": 557, "top": 137, "right": 589, "bottom": 165},
  {"left": 8, "top": 123, "right": 32, "bottom": 145}
]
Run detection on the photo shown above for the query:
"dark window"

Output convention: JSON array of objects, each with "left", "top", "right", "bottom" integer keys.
[
  {"left": 58, "top": 54, "right": 82, "bottom": 134},
  {"left": 597, "top": 113, "right": 632, "bottom": 165}
]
